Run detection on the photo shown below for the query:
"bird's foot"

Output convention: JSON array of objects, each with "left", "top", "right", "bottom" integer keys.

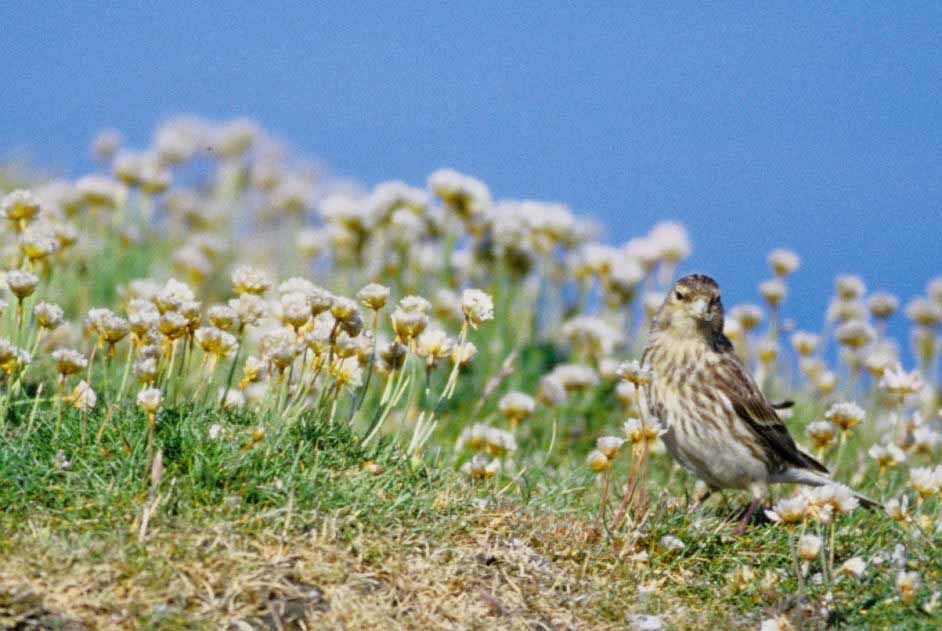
[{"left": 731, "top": 498, "right": 771, "bottom": 534}]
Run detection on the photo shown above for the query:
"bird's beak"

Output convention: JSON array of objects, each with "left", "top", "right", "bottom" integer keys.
[{"left": 691, "top": 298, "right": 709, "bottom": 319}]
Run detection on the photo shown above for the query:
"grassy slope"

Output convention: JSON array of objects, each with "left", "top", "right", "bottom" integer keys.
[{"left": 1, "top": 395, "right": 939, "bottom": 630}]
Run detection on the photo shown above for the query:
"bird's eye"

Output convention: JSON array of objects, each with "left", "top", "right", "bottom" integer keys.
[{"left": 674, "top": 290, "right": 684, "bottom": 301}]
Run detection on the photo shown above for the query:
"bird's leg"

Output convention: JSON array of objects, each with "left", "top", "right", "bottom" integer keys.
[
  {"left": 733, "top": 497, "right": 761, "bottom": 535},
  {"left": 734, "top": 484, "right": 768, "bottom": 534}
]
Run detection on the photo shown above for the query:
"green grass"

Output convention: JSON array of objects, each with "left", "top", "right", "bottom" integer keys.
[{"left": 2, "top": 378, "right": 939, "bottom": 629}]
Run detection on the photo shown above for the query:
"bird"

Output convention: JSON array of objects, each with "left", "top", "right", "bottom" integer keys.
[{"left": 640, "top": 273, "right": 878, "bottom": 529}]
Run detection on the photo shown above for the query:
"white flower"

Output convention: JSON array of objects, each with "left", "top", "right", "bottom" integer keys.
[
  {"left": 758, "top": 278, "right": 787, "bottom": 306},
  {"left": 460, "top": 288, "right": 494, "bottom": 328},
  {"left": 1, "top": 189, "right": 41, "bottom": 222},
  {"left": 68, "top": 380, "right": 96, "bottom": 412},
  {"left": 765, "top": 495, "right": 809, "bottom": 524},
  {"left": 415, "top": 328, "right": 453, "bottom": 363},
  {"left": 154, "top": 278, "right": 196, "bottom": 312},
  {"left": 806, "top": 421, "right": 837, "bottom": 450},
  {"left": 869, "top": 443, "right": 906, "bottom": 468},
  {"left": 497, "top": 391, "right": 536, "bottom": 422},
  {"left": 729, "top": 304, "right": 763, "bottom": 330},
  {"left": 137, "top": 387, "right": 163, "bottom": 414},
  {"left": 5, "top": 269, "right": 39, "bottom": 299},
  {"left": 208, "top": 424, "right": 223, "bottom": 440},
  {"left": 835, "top": 275, "right": 866, "bottom": 300},
  {"left": 631, "top": 614, "right": 663, "bottom": 631},
  {"left": 905, "top": 297, "right": 942, "bottom": 326},
  {"left": 551, "top": 363, "right": 599, "bottom": 391},
  {"left": 231, "top": 265, "right": 272, "bottom": 295},
  {"left": 885, "top": 496, "right": 909, "bottom": 522},
  {"left": 839, "top": 556, "right": 866, "bottom": 578},
  {"left": 880, "top": 364, "right": 924, "bottom": 396},
  {"left": 768, "top": 248, "right": 800, "bottom": 277},
  {"left": 51, "top": 348, "right": 88, "bottom": 376},
  {"left": 648, "top": 221, "right": 690, "bottom": 263},
  {"left": 537, "top": 374, "right": 567, "bottom": 407},
  {"left": 596, "top": 435, "right": 626, "bottom": 459},
  {"left": 34, "top": 301, "right": 64, "bottom": 330},
  {"left": 834, "top": 320, "right": 875, "bottom": 348},
  {"left": 798, "top": 534, "right": 822, "bottom": 561},
  {"left": 808, "top": 485, "right": 859, "bottom": 515},
  {"left": 825, "top": 402, "right": 866, "bottom": 431},
  {"left": 356, "top": 283, "right": 391, "bottom": 310},
  {"left": 456, "top": 423, "right": 516, "bottom": 455},
  {"left": 910, "top": 466, "right": 942, "bottom": 498},
  {"left": 220, "top": 388, "right": 245, "bottom": 410},
  {"left": 586, "top": 449, "right": 610, "bottom": 472},
  {"left": 759, "top": 615, "right": 794, "bottom": 631},
  {"left": 789, "top": 331, "right": 820, "bottom": 356},
  {"left": 659, "top": 535, "right": 685, "bottom": 553},
  {"left": 616, "top": 359, "right": 652, "bottom": 386},
  {"left": 427, "top": 168, "right": 491, "bottom": 219},
  {"left": 864, "top": 342, "right": 899, "bottom": 377},
  {"left": 462, "top": 454, "right": 501, "bottom": 480},
  {"left": 867, "top": 292, "right": 899, "bottom": 319},
  {"left": 623, "top": 417, "right": 666, "bottom": 444},
  {"left": 912, "top": 427, "right": 940, "bottom": 454},
  {"left": 897, "top": 570, "right": 921, "bottom": 604}
]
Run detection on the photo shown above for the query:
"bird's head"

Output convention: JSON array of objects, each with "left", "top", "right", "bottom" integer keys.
[{"left": 654, "top": 274, "right": 724, "bottom": 337}]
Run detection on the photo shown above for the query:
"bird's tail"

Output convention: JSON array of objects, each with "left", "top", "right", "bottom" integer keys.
[{"left": 777, "top": 467, "right": 883, "bottom": 511}]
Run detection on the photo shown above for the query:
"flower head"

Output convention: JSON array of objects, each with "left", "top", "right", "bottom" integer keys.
[
  {"left": 356, "top": 283, "right": 391, "bottom": 311},
  {"left": 596, "top": 435, "right": 626, "bottom": 459},
  {"left": 868, "top": 292, "right": 899, "bottom": 319},
  {"left": 825, "top": 402, "right": 866, "bottom": 432},
  {"left": 616, "top": 360, "right": 652, "bottom": 386},
  {"left": 231, "top": 265, "right": 272, "bottom": 295},
  {"left": 806, "top": 421, "right": 837, "bottom": 450},
  {"left": 51, "top": 348, "right": 87, "bottom": 377},
  {"left": 586, "top": 449, "right": 610, "bottom": 472},
  {"left": 790, "top": 331, "right": 820, "bottom": 357},
  {"left": 497, "top": 391, "right": 536, "bottom": 423},
  {"left": 461, "top": 288, "right": 494, "bottom": 329},
  {"left": 758, "top": 278, "right": 787, "bottom": 307},
  {"left": 623, "top": 416, "right": 666, "bottom": 444},
  {"left": 880, "top": 364, "right": 924, "bottom": 396},
  {"left": 67, "top": 380, "right": 96, "bottom": 412},
  {"left": 768, "top": 248, "right": 800, "bottom": 277},
  {"left": 869, "top": 443, "right": 906, "bottom": 469},
  {"left": 765, "top": 494, "right": 809, "bottom": 525},
  {"left": 897, "top": 570, "right": 921, "bottom": 604},
  {"left": 798, "top": 534, "right": 822, "bottom": 561},
  {"left": 729, "top": 304, "right": 763, "bottom": 331},
  {"left": 909, "top": 465, "right": 942, "bottom": 498},
  {"left": 839, "top": 556, "right": 866, "bottom": 578},
  {"left": 137, "top": 387, "right": 163, "bottom": 415},
  {"left": 34, "top": 301, "right": 64, "bottom": 330},
  {"left": 1, "top": 189, "right": 41, "bottom": 224},
  {"left": 6, "top": 269, "right": 39, "bottom": 300}
]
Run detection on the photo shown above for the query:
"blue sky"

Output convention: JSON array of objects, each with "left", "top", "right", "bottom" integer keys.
[{"left": 1, "top": 2, "right": 940, "bottom": 340}]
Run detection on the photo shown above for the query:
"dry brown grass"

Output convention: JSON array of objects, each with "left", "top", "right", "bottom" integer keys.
[{"left": 0, "top": 506, "right": 646, "bottom": 630}]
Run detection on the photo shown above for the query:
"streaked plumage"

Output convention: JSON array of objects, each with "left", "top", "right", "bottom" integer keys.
[{"left": 641, "top": 274, "right": 875, "bottom": 512}]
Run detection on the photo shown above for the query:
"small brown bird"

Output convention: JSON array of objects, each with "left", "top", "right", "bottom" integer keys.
[{"left": 641, "top": 274, "right": 876, "bottom": 527}]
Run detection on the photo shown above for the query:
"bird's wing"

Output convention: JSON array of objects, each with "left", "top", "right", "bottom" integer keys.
[{"left": 713, "top": 352, "right": 829, "bottom": 474}]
